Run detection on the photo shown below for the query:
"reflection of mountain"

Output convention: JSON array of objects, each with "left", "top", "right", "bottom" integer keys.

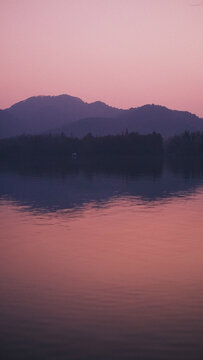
[{"left": 0, "top": 167, "right": 203, "bottom": 214}]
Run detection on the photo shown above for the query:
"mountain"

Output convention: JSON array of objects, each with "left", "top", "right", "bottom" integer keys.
[
  {"left": 0, "top": 109, "right": 25, "bottom": 138},
  {"left": 0, "top": 95, "right": 122, "bottom": 138},
  {"left": 60, "top": 104, "right": 203, "bottom": 138},
  {"left": 0, "top": 95, "right": 203, "bottom": 138}
]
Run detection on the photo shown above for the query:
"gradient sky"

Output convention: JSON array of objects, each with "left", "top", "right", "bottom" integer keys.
[{"left": 0, "top": 0, "right": 203, "bottom": 115}]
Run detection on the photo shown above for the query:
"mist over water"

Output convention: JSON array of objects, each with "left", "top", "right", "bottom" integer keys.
[{"left": 1, "top": 163, "right": 203, "bottom": 360}]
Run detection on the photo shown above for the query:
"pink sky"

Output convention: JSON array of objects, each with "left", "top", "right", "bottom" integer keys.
[{"left": 0, "top": 0, "right": 203, "bottom": 116}]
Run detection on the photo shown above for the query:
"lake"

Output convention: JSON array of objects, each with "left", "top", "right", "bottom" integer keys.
[{"left": 0, "top": 163, "right": 203, "bottom": 359}]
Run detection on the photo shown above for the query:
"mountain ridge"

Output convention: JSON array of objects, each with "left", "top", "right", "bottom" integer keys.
[{"left": 0, "top": 94, "right": 203, "bottom": 138}]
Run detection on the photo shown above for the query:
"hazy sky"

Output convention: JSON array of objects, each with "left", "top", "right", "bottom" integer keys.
[{"left": 0, "top": 0, "right": 203, "bottom": 115}]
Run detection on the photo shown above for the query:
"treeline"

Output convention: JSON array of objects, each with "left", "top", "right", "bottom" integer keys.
[
  {"left": 1, "top": 131, "right": 203, "bottom": 165},
  {"left": 0, "top": 132, "right": 163, "bottom": 162},
  {"left": 166, "top": 131, "right": 203, "bottom": 157}
]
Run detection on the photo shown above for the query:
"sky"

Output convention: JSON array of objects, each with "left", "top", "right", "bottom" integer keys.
[{"left": 0, "top": 0, "right": 203, "bottom": 116}]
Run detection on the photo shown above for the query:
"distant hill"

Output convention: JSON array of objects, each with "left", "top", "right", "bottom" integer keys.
[
  {"left": 59, "top": 104, "right": 203, "bottom": 138},
  {"left": 0, "top": 95, "right": 122, "bottom": 138},
  {"left": 0, "top": 95, "right": 203, "bottom": 138}
]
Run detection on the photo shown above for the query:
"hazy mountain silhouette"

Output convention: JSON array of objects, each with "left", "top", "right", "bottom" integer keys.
[
  {"left": 0, "top": 110, "right": 21, "bottom": 138},
  {"left": 0, "top": 95, "right": 122, "bottom": 138},
  {"left": 61, "top": 105, "right": 203, "bottom": 138},
  {"left": 0, "top": 94, "right": 203, "bottom": 138}
]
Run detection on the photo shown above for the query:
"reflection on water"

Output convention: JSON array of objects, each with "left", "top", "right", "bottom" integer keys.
[
  {"left": 1, "top": 160, "right": 203, "bottom": 214},
  {"left": 0, "top": 164, "right": 203, "bottom": 360}
]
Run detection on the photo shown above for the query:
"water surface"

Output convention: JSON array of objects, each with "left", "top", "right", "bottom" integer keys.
[{"left": 0, "top": 166, "right": 203, "bottom": 359}]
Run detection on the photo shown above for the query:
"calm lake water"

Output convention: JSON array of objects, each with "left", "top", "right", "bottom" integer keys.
[{"left": 0, "top": 164, "right": 203, "bottom": 359}]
